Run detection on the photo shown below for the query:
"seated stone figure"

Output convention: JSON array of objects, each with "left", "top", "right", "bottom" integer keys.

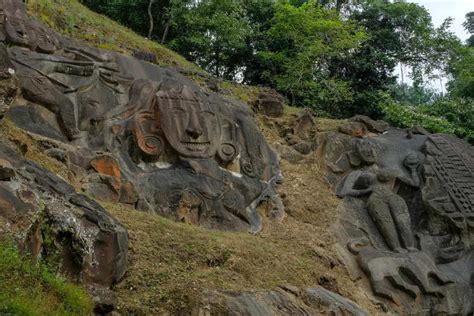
[{"left": 367, "top": 169, "right": 416, "bottom": 252}]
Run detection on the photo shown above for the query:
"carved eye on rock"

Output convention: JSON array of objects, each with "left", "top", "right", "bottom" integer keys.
[{"left": 218, "top": 142, "right": 237, "bottom": 163}]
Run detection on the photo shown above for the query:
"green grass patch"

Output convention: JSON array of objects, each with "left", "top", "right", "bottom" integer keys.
[{"left": 0, "top": 239, "right": 93, "bottom": 315}]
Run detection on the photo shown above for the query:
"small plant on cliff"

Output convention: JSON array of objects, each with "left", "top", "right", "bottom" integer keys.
[{"left": 0, "top": 239, "right": 93, "bottom": 315}]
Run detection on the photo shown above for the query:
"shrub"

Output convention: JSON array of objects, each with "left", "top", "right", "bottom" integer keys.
[{"left": 380, "top": 97, "right": 474, "bottom": 142}]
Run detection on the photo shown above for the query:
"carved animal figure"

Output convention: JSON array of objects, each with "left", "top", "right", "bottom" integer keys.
[{"left": 356, "top": 247, "right": 452, "bottom": 305}]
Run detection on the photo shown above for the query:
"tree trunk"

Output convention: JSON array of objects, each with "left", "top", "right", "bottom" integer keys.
[
  {"left": 161, "top": 21, "right": 169, "bottom": 44},
  {"left": 147, "top": 0, "right": 156, "bottom": 39}
]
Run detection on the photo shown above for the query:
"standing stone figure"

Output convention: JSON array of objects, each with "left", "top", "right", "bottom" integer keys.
[{"left": 367, "top": 169, "right": 416, "bottom": 252}]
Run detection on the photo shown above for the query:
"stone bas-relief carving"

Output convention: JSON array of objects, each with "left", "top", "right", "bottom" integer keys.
[
  {"left": 323, "top": 124, "right": 474, "bottom": 314},
  {"left": 0, "top": 0, "right": 282, "bottom": 234}
]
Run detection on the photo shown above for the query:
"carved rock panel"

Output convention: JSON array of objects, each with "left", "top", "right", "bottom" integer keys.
[
  {"left": 323, "top": 127, "right": 474, "bottom": 314},
  {"left": 0, "top": 0, "right": 282, "bottom": 234}
]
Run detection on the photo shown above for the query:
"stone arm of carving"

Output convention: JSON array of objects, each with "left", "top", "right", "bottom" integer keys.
[
  {"left": 397, "top": 167, "right": 420, "bottom": 188},
  {"left": 336, "top": 171, "right": 373, "bottom": 198},
  {"left": 341, "top": 187, "right": 373, "bottom": 198}
]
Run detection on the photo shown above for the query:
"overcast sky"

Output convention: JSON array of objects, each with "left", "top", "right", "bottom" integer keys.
[{"left": 410, "top": 0, "right": 473, "bottom": 41}]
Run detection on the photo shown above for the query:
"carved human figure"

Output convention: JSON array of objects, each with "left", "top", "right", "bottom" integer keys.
[
  {"left": 156, "top": 87, "right": 222, "bottom": 159},
  {"left": 367, "top": 169, "right": 416, "bottom": 252}
]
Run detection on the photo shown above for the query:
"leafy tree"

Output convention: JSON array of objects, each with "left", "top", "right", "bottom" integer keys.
[
  {"left": 167, "top": 0, "right": 253, "bottom": 79},
  {"left": 463, "top": 11, "right": 474, "bottom": 34},
  {"left": 254, "top": 0, "right": 365, "bottom": 116},
  {"left": 389, "top": 83, "right": 441, "bottom": 106},
  {"left": 447, "top": 12, "right": 474, "bottom": 99},
  {"left": 325, "top": 0, "right": 459, "bottom": 118},
  {"left": 447, "top": 47, "right": 474, "bottom": 99},
  {"left": 80, "top": 0, "right": 172, "bottom": 41}
]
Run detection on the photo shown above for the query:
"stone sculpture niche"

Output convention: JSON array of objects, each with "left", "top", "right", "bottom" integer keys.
[
  {"left": 0, "top": 0, "right": 282, "bottom": 235},
  {"left": 323, "top": 123, "right": 474, "bottom": 315}
]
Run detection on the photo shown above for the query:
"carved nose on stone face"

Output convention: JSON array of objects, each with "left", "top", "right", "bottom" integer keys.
[
  {"left": 186, "top": 115, "right": 203, "bottom": 139},
  {"left": 186, "top": 127, "right": 203, "bottom": 139}
]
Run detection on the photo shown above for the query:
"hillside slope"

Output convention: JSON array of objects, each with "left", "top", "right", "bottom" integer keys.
[{"left": 0, "top": 0, "right": 384, "bottom": 314}]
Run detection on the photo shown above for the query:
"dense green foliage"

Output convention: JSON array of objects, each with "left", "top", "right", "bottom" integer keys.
[
  {"left": 80, "top": 0, "right": 473, "bottom": 141},
  {"left": 0, "top": 240, "right": 93, "bottom": 315},
  {"left": 381, "top": 97, "right": 474, "bottom": 141},
  {"left": 256, "top": 1, "right": 365, "bottom": 116}
]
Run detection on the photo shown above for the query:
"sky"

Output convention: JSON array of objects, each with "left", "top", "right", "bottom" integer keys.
[{"left": 410, "top": 0, "right": 473, "bottom": 42}]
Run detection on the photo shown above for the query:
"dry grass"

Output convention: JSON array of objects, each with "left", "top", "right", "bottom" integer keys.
[{"left": 104, "top": 198, "right": 377, "bottom": 314}]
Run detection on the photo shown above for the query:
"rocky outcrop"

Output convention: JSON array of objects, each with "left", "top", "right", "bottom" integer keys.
[
  {"left": 0, "top": 141, "right": 128, "bottom": 312},
  {"left": 320, "top": 119, "right": 474, "bottom": 314},
  {"left": 196, "top": 286, "right": 367, "bottom": 315},
  {"left": 253, "top": 89, "right": 286, "bottom": 117}
]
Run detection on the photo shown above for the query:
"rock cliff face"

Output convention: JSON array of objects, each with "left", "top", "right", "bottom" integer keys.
[
  {"left": 1, "top": 0, "right": 282, "bottom": 235},
  {"left": 0, "top": 0, "right": 283, "bottom": 312},
  {"left": 321, "top": 118, "right": 474, "bottom": 315},
  {"left": 1, "top": 0, "right": 473, "bottom": 315}
]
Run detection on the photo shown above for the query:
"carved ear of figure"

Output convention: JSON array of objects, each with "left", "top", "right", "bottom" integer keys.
[
  {"left": 348, "top": 138, "right": 363, "bottom": 166},
  {"left": 132, "top": 110, "right": 164, "bottom": 159},
  {"left": 217, "top": 118, "right": 239, "bottom": 163}
]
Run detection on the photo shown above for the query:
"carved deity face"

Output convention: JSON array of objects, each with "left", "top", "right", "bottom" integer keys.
[
  {"left": 4, "top": 16, "right": 31, "bottom": 47},
  {"left": 157, "top": 89, "right": 221, "bottom": 159},
  {"left": 356, "top": 139, "right": 376, "bottom": 164}
]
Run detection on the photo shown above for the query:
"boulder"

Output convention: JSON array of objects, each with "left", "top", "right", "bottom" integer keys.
[
  {"left": 294, "top": 109, "right": 315, "bottom": 139},
  {"left": 293, "top": 141, "right": 312, "bottom": 155},
  {"left": 253, "top": 89, "right": 285, "bottom": 117},
  {"left": 339, "top": 122, "right": 368, "bottom": 138},
  {"left": 196, "top": 286, "right": 368, "bottom": 315},
  {"left": 0, "top": 142, "right": 128, "bottom": 310},
  {"left": 0, "top": 158, "right": 15, "bottom": 180},
  {"left": 349, "top": 115, "right": 389, "bottom": 133}
]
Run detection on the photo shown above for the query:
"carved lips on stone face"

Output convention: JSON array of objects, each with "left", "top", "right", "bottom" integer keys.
[{"left": 157, "top": 87, "right": 222, "bottom": 159}]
